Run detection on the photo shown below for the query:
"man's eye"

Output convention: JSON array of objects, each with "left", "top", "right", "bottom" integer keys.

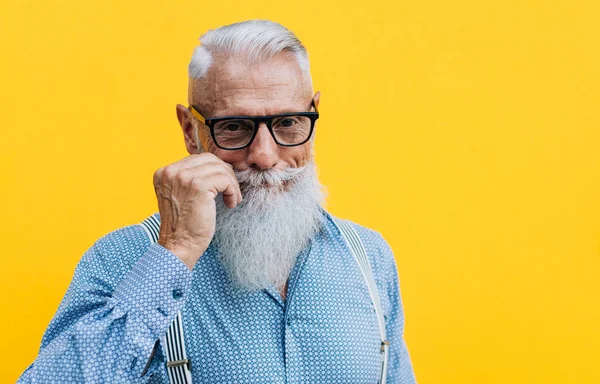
[
  {"left": 279, "top": 118, "right": 296, "bottom": 127},
  {"left": 224, "top": 123, "right": 241, "bottom": 132}
]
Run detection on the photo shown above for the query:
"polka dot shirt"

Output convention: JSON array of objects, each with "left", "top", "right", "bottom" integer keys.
[{"left": 18, "top": 209, "right": 416, "bottom": 383}]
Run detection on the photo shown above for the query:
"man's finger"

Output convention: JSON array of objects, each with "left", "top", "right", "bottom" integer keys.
[{"left": 184, "top": 166, "right": 242, "bottom": 206}]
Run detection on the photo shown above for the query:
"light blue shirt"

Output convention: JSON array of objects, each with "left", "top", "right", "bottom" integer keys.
[{"left": 18, "top": 209, "right": 416, "bottom": 383}]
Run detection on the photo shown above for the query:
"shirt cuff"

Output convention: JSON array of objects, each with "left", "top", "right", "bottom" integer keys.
[{"left": 112, "top": 242, "right": 193, "bottom": 337}]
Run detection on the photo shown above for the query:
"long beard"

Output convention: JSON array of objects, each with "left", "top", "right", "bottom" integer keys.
[{"left": 213, "top": 160, "right": 326, "bottom": 292}]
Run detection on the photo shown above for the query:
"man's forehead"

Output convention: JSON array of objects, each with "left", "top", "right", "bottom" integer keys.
[{"left": 189, "top": 53, "right": 311, "bottom": 116}]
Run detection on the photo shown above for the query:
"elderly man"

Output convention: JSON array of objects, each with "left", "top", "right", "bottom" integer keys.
[{"left": 18, "top": 20, "right": 416, "bottom": 383}]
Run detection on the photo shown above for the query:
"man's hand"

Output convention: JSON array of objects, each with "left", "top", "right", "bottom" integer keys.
[{"left": 153, "top": 153, "right": 243, "bottom": 270}]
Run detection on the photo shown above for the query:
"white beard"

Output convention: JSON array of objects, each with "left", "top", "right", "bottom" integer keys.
[{"left": 214, "top": 160, "right": 326, "bottom": 292}]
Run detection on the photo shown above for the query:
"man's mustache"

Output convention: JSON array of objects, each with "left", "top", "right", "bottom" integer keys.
[{"left": 234, "top": 164, "right": 308, "bottom": 188}]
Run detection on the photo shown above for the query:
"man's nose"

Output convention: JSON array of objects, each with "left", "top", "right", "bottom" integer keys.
[{"left": 246, "top": 123, "right": 280, "bottom": 170}]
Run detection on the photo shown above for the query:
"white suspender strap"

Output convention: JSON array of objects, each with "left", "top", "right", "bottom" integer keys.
[
  {"left": 163, "top": 313, "right": 193, "bottom": 384},
  {"left": 332, "top": 217, "right": 389, "bottom": 384},
  {"left": 139, "top": 215, "right": 193, "bottom": 384}
]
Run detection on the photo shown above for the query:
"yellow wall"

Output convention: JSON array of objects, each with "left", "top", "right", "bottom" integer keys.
[{"left": 1, "top": 1, "right": 599, "bottom": 382}]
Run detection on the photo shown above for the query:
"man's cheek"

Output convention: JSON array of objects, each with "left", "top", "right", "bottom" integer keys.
[{"left": 295, "top": 145, "right": 312, "bottom": 167}]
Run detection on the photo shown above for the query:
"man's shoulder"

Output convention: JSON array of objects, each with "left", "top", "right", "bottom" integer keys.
[
  {"left": 94, "top": 214, "right": 154, "bottom": 255},
  {"left": 77, "top": 213, "right": 156, "bottom": 278},
  {"left": 322, "top": 210, "right": 396, "bottom": 271}
]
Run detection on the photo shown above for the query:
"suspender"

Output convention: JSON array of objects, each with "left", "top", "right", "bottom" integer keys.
[
  {"left": 139, "top": 213, "right": 388, "bottom": 384},
  {"left": 331, "top": 217, "right": 389, "bottom": 384},
  {"left": 139, "top": 215, "right": 192, "bottom": 384}
]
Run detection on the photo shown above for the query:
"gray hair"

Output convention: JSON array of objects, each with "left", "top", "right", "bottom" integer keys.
[{"left": 188, "top": 19, "right": 311, "bottom": 80}]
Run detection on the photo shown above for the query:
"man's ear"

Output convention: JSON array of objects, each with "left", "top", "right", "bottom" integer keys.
[
  {"left": 309, "top": 91, "right": 321, "bottom": 143},
  {"left": 313, "top": 91, "right": 321, "bottom": 110},
  {"left": 176, "top": 104, "right": 201, "bottom": 154}
]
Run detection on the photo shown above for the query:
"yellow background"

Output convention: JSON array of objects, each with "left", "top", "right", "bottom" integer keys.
[{"left": 1, "top": 0, "right": 599, "bottom": 383}]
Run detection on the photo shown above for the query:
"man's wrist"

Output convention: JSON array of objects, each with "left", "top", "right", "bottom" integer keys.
[{"left": 157, "top": 239, "right": 209, "bottom": 270}]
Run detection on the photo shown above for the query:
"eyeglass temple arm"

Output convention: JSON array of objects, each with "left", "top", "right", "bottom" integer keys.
[{"left": 188, "top": 105, "right": 206, "bottom": 124}]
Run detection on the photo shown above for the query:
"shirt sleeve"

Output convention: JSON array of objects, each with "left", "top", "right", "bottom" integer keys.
[
  {"left": 377, "top": 233, "right": 417, "bottom": 384},
  {"left": 17, "top": 229, "right": 193, "bottom": 383}
]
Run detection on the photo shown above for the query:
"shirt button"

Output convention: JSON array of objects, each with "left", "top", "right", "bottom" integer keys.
[{"left": 172, "top": 288, "right": 183, "bottom": 300}]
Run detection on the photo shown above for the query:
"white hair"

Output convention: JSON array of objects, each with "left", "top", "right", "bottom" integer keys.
[
  {"left": 214, "top": 160, "right": 326, "bottom": 292},
  {"left": 189, "top": 19, "right": 311, "bottom": 80}
]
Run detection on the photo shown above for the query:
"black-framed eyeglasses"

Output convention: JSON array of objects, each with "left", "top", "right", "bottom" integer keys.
[{"left": 188, "top": 99, "right": 319, "bottom": 150}]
